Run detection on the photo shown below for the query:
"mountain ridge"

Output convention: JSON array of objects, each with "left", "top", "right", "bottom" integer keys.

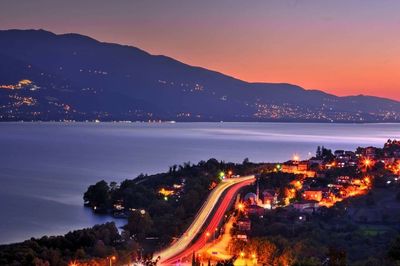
[{"left": 0, "top": 29, "right": 399, "bottom": 122}]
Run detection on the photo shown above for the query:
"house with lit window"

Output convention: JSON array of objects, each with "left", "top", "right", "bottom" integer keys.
[
  {"left": 245, "top": 205, "right": 265, "bottom": 217},
  {"left": 303, "top": 189, "right": 323, "bottom": 202},
  {"left": 293, "top": 200, "right": 319, "bottom": 213},
  {"left": 281, "top": 161, "right": 316, "bottom": 177},
  {"left": 262, "top": 189, "right": 278, "bottom": 209},
  {"left": 364, "top": 147, "right": 377, "bottom": 159},
  {"left": 237, "top": 218, "right": 251, "bottom": 231}
]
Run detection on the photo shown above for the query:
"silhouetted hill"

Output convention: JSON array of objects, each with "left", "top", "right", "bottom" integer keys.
[{"left": 1, "top": 29, "right": 399, "bottom": 122}]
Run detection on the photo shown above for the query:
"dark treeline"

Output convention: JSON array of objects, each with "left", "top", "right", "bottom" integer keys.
[{"left": 0, "top": 222, "right": 138, "bottom": 266}]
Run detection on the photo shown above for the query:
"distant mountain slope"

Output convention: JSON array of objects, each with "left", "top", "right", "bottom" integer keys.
[{"left": 0, "top": 29, "right": 399, "bottom": 122}]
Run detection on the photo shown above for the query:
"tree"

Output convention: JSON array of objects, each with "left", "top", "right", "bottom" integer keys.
[
  {"left": 321, "top": 147, "right": 335, "bottom": 162},
  {"left": 125, "top": 211, "right": 153, "bottom": 241},
  {"left": 74, "top": 248, "right": 86, "bottom": 259},
  {"left": 372, "top": 161, "right": 385, "bottom": 172},
  {"left": 93, "top": 240, "right": 108, "bottom": 258},
  {"left": 388, "top": 235, "right": 400, "bottom": 261},
  {"left": 327, "top": 247, "right": 346, "bottom": 266},
  {"left": 32, "top": 258, "right": 50, "bottom": 266},
  {"left": 366, "top": 193, "right": 375, "bottom": 206},
  {"left": 83, "top": 180, "right": 110, "bottom": 211},
  {"left": 192, "top": 252, "right": 196, "bottom": 266},
  {"left": 278, "top": 249, "right": 295, "bottom": 266},
  {"left": 316, "top": 146, "right": 322, "bottom": 158},
  {"left": 110, "top": 181, "right": 118, "bottom": 191},
  {"left": 252, "top": 238, "right": 278, "bottom": 265},
  {"left": 293, "top": 258, "right": 321, "bottom": 266},
  {"left": 228, "top": 239, "right": 247, "bottom": 256}
]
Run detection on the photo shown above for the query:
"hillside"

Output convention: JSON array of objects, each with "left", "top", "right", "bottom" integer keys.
[{"left": 1, "top": 29, "right": 400, "bottom": 122}]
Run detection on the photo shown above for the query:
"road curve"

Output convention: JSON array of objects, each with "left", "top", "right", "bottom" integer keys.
[{"left": 154, "top": 175, "right": 255, "bottom": 265}]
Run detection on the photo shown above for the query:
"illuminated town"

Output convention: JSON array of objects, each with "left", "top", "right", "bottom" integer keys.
[
  {"left": 2, "top": 77, "right": 400, "bottom": 122},
  {"left": 59, "top": 140, "right": 400, "bottom": 265}
]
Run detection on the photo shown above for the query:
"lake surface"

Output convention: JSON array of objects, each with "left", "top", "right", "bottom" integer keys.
[{"left": 0, "top": 122, "right": 399, "bottom": 244}]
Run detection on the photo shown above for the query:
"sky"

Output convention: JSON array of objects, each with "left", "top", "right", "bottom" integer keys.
[{"left": 1, "top": 0, "right": 400, "bottom": 100}]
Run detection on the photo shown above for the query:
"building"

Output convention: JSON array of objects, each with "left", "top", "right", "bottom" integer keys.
[
  {"left": 309, "top": 158, "right": 323, "bottom": 168},
  {"left": 244, "top": 192, "right": 258, "bottom": 205},
  {"left": 298, "top": 161, "right": 309, "bottom": 171},
  {"left": 246, "top": 205, "right": 265, "bottom": 217},
  {"left": 281, "top": 161, "right": 316, "bottom": 177},
  {"left": 237, "top": 218, "right": 251, "bottom": 231},
  {"left": 337, "top": 176, "right": 351, "bottom": 184},
  {"left": 335, "top": 150, "right": 355, "bottom": 161},
  {"left": 303, "top": 189, "right": 323, "bottom": 202},
  {"left": 281, "top": 163, "right": 298, "bottom": 173},
  {"left": 293, "top": 200, "right": 319, "bottom": 213},
  {"left": 364, "top": 147, "right": 377, "bottom": 159},
  {"left": 382, "top": 157, "right": 396, "bottom": 165},
  {"left": 262, "top": 189, "right": 278, "bottom": 209},
  {"left": 334, "top": 150, "right": 345, "bottom": 158},
  {"left": 235, "top": 234, "right": 248, "bottom": 241}
]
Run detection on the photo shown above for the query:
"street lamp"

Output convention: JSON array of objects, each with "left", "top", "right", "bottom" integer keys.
[
  {"left": 205, "top": 231, "right": 210, "bottom": 242},
  {"left": 109, "top": 256, "right": 116, "bottom": 266},
  {"left": 213, "top": 227, "right": 218, "bottom": 243},
  {"left": 363, "top": 158, "right": 373, "bottom": 170},
  {"left": 240, "top": 252, "right": 245, "bottom": 259},
  {"left": 251, "top": 254, "right": 257, "bottom": 265},
  {"left": 219, "top": 171, "right": 225, "bottom": 179}
]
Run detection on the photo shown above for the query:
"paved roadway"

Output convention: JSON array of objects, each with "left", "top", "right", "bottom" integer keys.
[
  {"left": 154, "top": 175, "right": 255, "bottom": 265},
  {"left": 201, "top": 215, "right": 235, "bottom": 261}
]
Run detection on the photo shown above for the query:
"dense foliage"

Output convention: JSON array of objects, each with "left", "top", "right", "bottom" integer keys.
[
  {"left": 84, "top": 158, "right": 260, "bottom": 249},
  {"left": 0, "top": 222, "right": 139, "bottom": 266},
  {"left": 229, "top": 184, "right": 400, "bottom": 265}
]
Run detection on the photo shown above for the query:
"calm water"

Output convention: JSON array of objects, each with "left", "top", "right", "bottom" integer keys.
[{"left": 0, "top": 122, "right": 399, "bottom": 244}]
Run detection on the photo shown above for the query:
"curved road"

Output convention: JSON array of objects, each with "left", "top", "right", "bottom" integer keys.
[{"left": 154, "top": 175, "right": 255, "bottom": 265}]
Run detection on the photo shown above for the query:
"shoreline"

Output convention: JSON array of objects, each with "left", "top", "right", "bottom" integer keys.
[{"left": 1, "top": 120, "right": 400, "bottom": 124}]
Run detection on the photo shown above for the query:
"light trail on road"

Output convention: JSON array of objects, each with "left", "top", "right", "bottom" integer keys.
[{"left": 155, "top": 176, "right": 255, "bottom": 265}]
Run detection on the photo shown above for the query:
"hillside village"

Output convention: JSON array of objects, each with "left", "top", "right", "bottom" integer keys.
[{"left": 234, "top": 140, "right": 400, "bottom": 237}]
